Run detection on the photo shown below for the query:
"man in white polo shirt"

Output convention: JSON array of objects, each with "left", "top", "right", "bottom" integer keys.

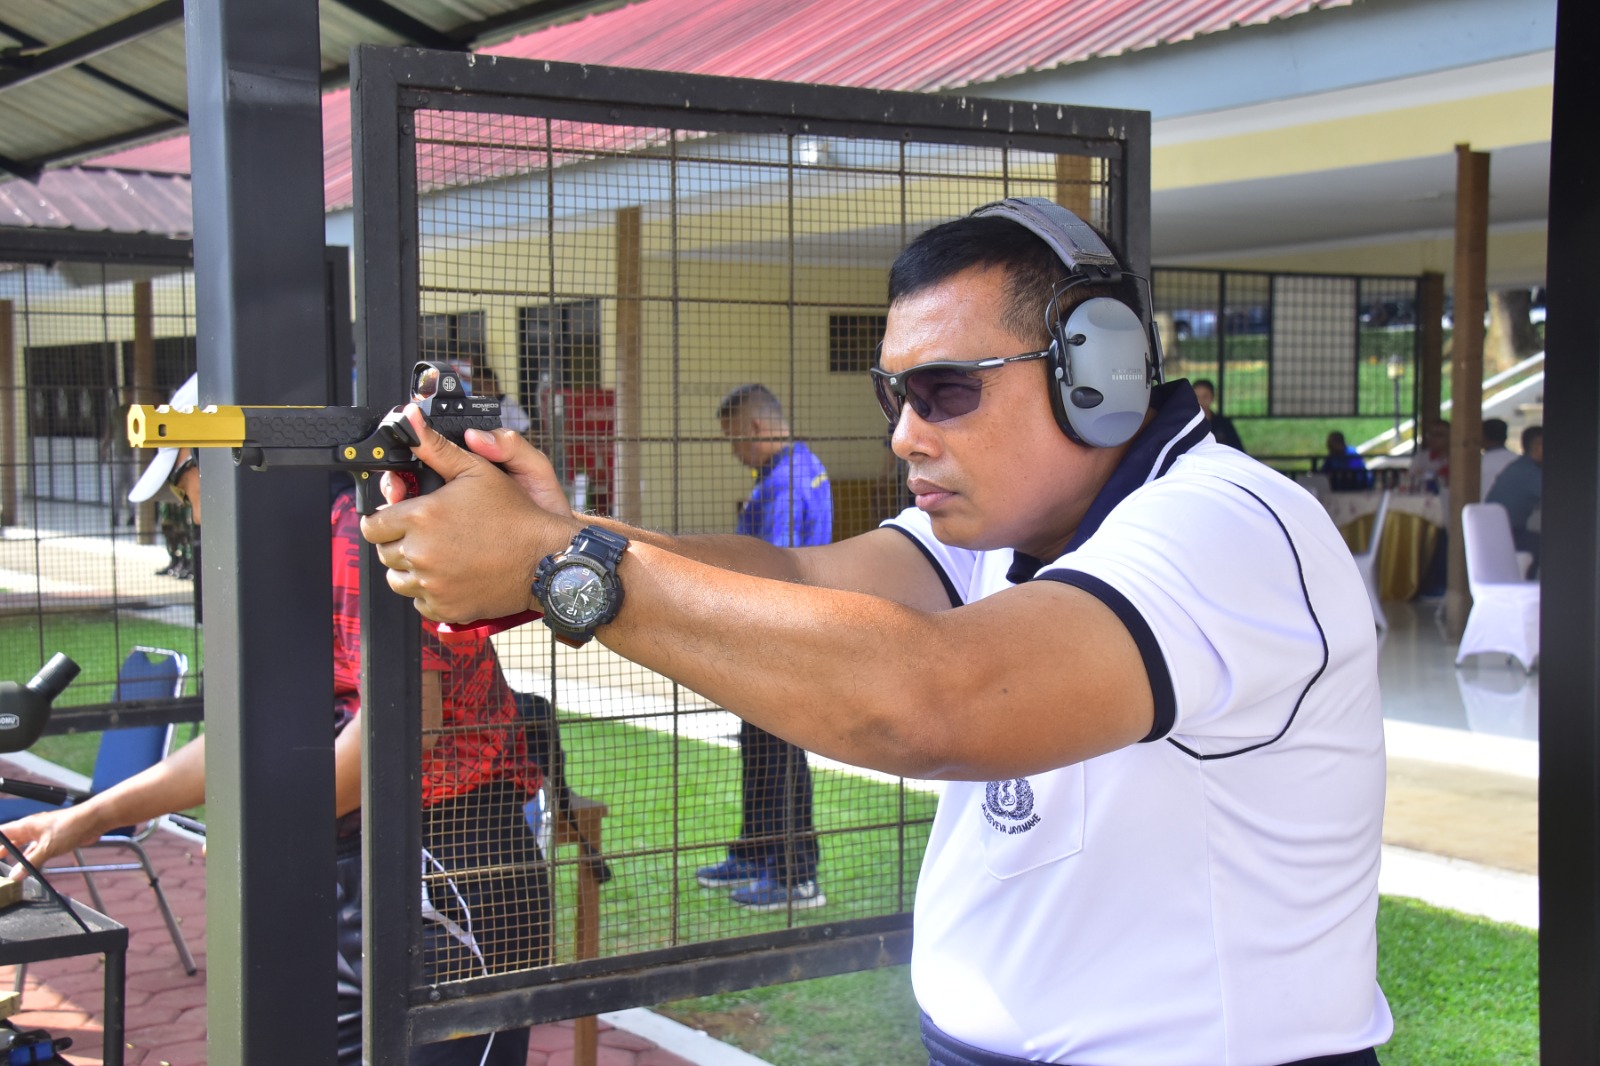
[{"left": 362, "top": 197, "right": 1391, "bottom": 1065}]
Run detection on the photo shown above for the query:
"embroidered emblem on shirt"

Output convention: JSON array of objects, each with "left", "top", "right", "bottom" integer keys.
[{"left": 982, "top": 778, "right": 1040, "bottom": 834}]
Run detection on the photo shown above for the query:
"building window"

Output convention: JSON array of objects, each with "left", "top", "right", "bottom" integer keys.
[
  {"left": 420, "top": 310, "right": 486, "bottom": 375},
  {"left": 829, "top": 313, "right": 886, "bottom": 373}
]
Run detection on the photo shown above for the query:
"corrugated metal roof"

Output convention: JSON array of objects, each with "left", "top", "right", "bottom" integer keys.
[
  {"left": 480, "top": 0, "right": 1352, "bottom": 92},
  {"left": 0, "top": 0, "right": 623, "bottom": 176},
  {"left": 0, "top": 166, "right": 191, "bottom": 235},
  {"left": 90, "top": 0, "right": 1352, "bottom": 209}
]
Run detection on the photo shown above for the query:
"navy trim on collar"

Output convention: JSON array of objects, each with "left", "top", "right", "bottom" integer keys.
[{"left": 1064, "top": 379, "right": 1210, "bottom": 553}]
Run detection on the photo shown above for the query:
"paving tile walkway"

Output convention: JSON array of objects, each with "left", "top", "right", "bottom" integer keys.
[{"left": 0, "top": 825, "right": 703, "bottom": 1066}]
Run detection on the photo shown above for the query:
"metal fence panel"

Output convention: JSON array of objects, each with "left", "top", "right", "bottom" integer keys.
[{"left": 352, "top": 47, "right": 1146, "bottom": 1050}]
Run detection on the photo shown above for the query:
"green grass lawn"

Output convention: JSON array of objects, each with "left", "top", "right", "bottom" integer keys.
[
  {"left": 557, "top": 714, "right": 933, "bottom": 959},
  {"left": 658, "top": 896, "right": 1538, "bottom": 1065},
  {"left": 1, "top": 610, "right": 204, "bottom": 815}
]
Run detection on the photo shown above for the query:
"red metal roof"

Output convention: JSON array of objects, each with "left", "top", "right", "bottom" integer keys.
[
  {"left": 86, "top": 0, "right": 1350, "bottom": 210},
  {"left": 482, "top": 0, "right": 1349, "bottom": 93},
  {"left": 0, "top": 165, "right": 192, "bottom": 236}
]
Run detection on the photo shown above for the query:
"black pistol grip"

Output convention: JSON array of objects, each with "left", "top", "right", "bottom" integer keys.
[{"left": 354, "top": 476, "right": 383, "bottom": 516}]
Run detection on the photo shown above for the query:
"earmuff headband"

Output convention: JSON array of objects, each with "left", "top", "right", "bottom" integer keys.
[{"left": 971, "top": 197, "right": 1124, "bottom": 284}]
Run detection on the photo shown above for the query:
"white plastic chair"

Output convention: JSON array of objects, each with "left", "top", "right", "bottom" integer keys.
[
  {"left": 1297, "top": 473, "right": 1332, "bottom": 501},
  {"left": 1457, "top": 503, "right": 1541, "bottom": 672},
  {"left": 1351, "top": 489, "right": 1391, "bottom": 631}
]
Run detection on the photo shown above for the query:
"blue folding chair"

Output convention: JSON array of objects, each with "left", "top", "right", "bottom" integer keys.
[{"left": 0, "top": 647, "right": 199, "bottom": 977}]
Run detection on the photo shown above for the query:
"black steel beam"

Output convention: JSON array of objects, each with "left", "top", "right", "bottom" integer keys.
[
  {"left": 41, "top": 697, "right": 203, "bottom": 735},
  {"left": 0, "top": 15, "right": 186, "bottom": 122},
  {"left": 410, "top": 924, "right": 914, "bottom": 1045},
  {"left": 183, "top": 0, "right": 338, "bottom": 1062},
  {"left": 1540, "top": 0, "right": 1600, "bottom": 1058},
  {"left": 351, "top": 46, "right": 427, "bottom": 1065},
  {"left": 331, "top": 0, "right": 459, "bottom": 50},
  {"left": 0, "top": 151, "right": 39, "bottom": 182},
  {"left": 0, "top": 227, "right": 192, "bottom": 265},
  {"left": 0, "top": 0, "right": 183, "bottom": 95}
]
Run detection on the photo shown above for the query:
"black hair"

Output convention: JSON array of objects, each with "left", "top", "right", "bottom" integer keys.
[
  {"left": 886, "top": 214, "right": 1128, "bottom": 347},
  {"left": 718, "top": 383, "right": 784, "bottom": 423},
  {"left": 1482, "top": 418, "right": 1508, "bottom": 446},
  {"left": 1521, "top": 424, "right": 1543, "bottom": 451}
]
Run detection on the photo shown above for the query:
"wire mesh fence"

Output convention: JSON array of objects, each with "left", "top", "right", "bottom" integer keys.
[
  {"left": 349, "top": 55, "right": 1143, "bottom": 1034},
  {"left": 0, "top": 256, "right": 201, "bottom": 716}
]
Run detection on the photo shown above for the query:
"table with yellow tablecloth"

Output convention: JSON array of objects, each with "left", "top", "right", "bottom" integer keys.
[{"left": 1320, "top": 489, "right": 1447, "bottom": 602}]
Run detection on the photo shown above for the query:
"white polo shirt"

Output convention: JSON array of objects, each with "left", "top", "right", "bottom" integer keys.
[{"left": 888, "top": 382, "right": 1392, "bottom": 1065}]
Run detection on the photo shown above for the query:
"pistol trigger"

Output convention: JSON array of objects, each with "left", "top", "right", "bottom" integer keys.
[{"left": 354, "top": 478, "right": 380, "bottom": 516}]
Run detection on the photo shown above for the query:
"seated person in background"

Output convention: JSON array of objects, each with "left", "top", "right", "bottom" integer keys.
[
  {"left": 1406, "top": 418, "right": 1452, "bottom": 598},
  {"left": 1406, "top": 419, "right": 1450, "bottom": 495},
  {"left": 1321, "top": 431, "right": 1373, "bottom": 492},
  {"left": 1479, "top": 418, "right": 1515, "bottom": 499},
  {"left": 1191, "top": 378, "right": 1245, "bottom": 452},
  {"left": 1487, "top": 425, "right": 1543, "bottom": 577}
]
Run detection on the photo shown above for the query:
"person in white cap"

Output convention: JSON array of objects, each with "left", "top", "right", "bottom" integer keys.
[{"left": 126, "top": 373, "right": 200, "bottom": 579}]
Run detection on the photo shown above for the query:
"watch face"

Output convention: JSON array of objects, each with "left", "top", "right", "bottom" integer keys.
[{"left": 546, "top": 562, "right": 609, "bottom": 627}]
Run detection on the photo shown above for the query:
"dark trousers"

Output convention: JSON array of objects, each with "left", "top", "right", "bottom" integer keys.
[
  {"left": 728, "top": 720, "right": 818, "bottom": 883},
  {"left": 921, "top": 1013, "right": 1381, "bottom": 1066},
  {"left": 335, "top": 780, "right": 551, "bottom": 1064}
]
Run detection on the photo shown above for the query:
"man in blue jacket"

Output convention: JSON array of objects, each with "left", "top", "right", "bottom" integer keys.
[{"left": 696, "top": 383, "right": 832, "bottom": 910}]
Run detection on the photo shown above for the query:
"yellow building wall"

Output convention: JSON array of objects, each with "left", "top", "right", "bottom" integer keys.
[{"left": 418, "top": 221, "right": 894, "bottom": 538}]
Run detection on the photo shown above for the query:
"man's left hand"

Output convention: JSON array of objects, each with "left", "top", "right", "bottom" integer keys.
[{"left": 361, "top": 405, "right": 579, "bottom": 622}]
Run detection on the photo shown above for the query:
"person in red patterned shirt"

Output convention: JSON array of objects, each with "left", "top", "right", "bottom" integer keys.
[{"left": 4, "top": 382, "right": 548, "bottom": 1066}]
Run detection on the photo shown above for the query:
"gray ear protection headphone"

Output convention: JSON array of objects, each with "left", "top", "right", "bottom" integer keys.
[{"left": 970, "top": 197, "right": 1164, "bottom": 448}]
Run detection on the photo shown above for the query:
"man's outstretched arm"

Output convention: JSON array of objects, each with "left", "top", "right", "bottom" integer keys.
[{"left": 362, "top": 414, "right": 1154, "bottom": 782}]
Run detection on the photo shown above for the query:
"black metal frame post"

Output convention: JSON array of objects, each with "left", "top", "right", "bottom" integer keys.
[
  {"left": 1540, "top": 0, "right": 1600, "bottom": 1058},
  {"left": 351, "top": 44, "right": 1149, "bottom": 1048},
  {"left": 352, "top": 52, "right": 428, "bottom": 1064},
  {"left": 184, "top": 0, "right": 339, "bottom": 1062}
]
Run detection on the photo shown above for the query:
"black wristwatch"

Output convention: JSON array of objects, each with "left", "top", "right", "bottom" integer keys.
[{"left": 531, "top": 525, "right": 629, "bottom": 647}]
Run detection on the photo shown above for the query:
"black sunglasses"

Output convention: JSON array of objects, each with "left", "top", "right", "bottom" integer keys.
[{"left": 870, "top": 349, "right": 1050, "bottom": 425}]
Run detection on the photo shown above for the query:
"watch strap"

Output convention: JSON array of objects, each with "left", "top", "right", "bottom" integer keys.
[
  {"left": 532, "top": 524, "right": 629, "bottom": 647},
  {"left": 568, "top": 525, "right": 629, "bottom": 569}
]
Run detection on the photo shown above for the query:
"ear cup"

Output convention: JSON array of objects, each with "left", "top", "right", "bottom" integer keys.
[{"left": 1047, "top": 297, "right": 1153, "bottom": 448}]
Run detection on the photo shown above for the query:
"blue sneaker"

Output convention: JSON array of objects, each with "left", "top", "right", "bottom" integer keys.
[
  {"left": 696, "top": 855, "right": 766, "bottom": 888},
  {"left": 729, "top": 875, "right": 826, "bottom": 912}
]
